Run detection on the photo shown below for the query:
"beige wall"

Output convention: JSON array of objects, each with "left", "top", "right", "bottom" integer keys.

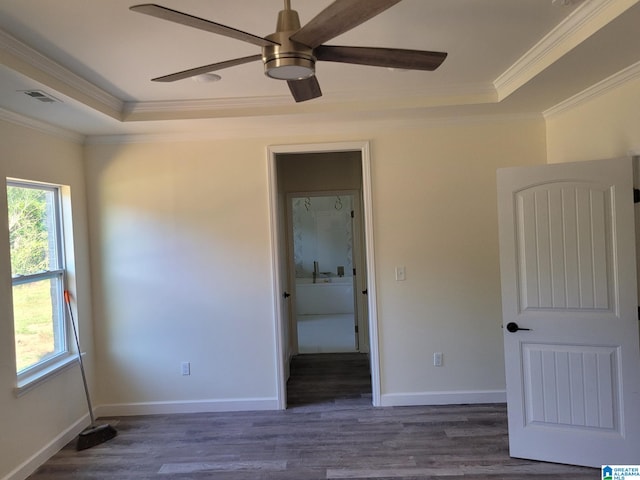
[
  {"left": 371, "top": 118, "right": 546, "bottom": 403},
  {"left": 0, "top": 120, "right": 92, "bottom": 480},
  {"left": 85, "top": 139, "right": 279, "bottom": 411},
  {"left": 85, "top": 115, "right": 546, "bottom": 412},
  {"left": 546, "top": 75, "right": 640, "bottom": 164}
]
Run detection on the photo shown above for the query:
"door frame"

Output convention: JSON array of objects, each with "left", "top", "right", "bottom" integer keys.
[{"left": 267, "top": 141, "right": 380, "bottom": 409}]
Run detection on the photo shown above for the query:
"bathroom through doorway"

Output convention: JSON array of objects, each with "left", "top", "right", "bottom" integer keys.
[{"left": 289, "top": 193, "right": 360, "bottom": 353}]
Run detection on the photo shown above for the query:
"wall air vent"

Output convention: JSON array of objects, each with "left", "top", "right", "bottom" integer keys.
[{"left": 21, "top": 90, "right": 62, "bottom": 104}]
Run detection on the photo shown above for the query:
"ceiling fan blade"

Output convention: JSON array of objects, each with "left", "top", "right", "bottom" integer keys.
[
  {"left": 130, "top": 4, "right": 279, "bottom": 48},
  {"left": 290, "top": 0, "right": 401, "bottom": 49},
  {"left": 151, "top": 54, "right": 263, "bottom": 82},
  {"left": 315, "top": 45, "right": 447, "bottom": 71},
  {"left": 288, "top": 77, "right": 323, "bottom": 102}
]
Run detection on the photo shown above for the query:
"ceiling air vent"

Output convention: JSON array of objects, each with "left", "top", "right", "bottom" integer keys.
[{"left": 21, "top": 90, "right": 62, "bottom": 104}]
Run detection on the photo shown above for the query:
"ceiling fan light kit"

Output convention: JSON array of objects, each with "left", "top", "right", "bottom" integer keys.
[
  {"left": 130, "top": 0, "right": 447, "bottom": 102},
  {"left": 264, "top": 58, "right": 315, "bottom": 81}
]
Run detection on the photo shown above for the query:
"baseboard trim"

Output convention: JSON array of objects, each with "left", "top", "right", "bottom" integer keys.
[
  {"left": 2, "top": 414, "right": 89, "bottom": 480},
  {"left": 95, "top": 397, "right": 280, "bottom": 417},
  {"left": 380, "top": 390, "right": 506, "bottom": 407}
]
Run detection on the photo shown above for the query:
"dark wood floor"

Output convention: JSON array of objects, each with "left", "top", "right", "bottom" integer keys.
[
  {"left": 27, "top": 353, "right": 597, "bottom": 479},
  {"left": 287, "top": 352, "right": 373, "bottom": 406}
]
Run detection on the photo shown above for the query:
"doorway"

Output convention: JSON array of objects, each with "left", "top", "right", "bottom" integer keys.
[
  {"left": 289, "top": 192, "right": 359, "bottom": 354},
  {"left": 267, "top": 142, "right": 380, "bottom": 409}
]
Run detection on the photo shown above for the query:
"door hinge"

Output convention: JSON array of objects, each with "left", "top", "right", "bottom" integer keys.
[
  {"left": 355, "top": 325, "right": 359, "bottom": 333},
  {"left": 634, "top": 188, "right": 640, "bottom": 204},
  {"left": 353, "top": 268, "right": 356, "bottom": 276},
  {"left": 351, "top": 210, "right": 354, "bottom": 218},
  {"left": 638, "top": 306, "right": 640, "bottom": 320}
]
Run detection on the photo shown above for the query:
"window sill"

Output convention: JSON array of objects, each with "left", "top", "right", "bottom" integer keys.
[{"left": 14, "top": 354, "right": 80, "bottom": 397}]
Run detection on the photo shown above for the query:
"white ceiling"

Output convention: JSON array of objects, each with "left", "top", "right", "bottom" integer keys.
[{"left": 0, "top": 0, "right": 639, "bottom": 138}]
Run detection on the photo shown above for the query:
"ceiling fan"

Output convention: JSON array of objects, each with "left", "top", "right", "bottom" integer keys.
[{"left": 130, "top": 0, "right": 447, "bottom": 102}]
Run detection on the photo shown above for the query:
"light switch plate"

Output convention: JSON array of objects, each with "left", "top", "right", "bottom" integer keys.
[
  {"left": 434, "top": 352, "right": 443, "bottom": 367},
  {"left": 395, "top": 266, "right": 406, "bottom": 281}
]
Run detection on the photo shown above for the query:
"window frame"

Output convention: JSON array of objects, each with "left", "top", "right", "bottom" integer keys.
[{"left": 7, "top": 179, "right": 75, "bottom": 392}]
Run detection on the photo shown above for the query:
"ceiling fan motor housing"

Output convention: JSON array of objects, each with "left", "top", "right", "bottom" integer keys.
[{"left": 263, "top": 7, "right": 316, "bottom": 80}]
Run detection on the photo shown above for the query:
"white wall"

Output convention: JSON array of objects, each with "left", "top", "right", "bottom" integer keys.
[
  {"left": 85, "top": 115, "right": 546, "bottom": 413},
  {"left": 0, "top": 120, "right": 93, "bottom": 480},
  {"left": 546, "top": 75, "right": 640, "bottom": 164}
]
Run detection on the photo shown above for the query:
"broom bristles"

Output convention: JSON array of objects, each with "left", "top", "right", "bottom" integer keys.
[{"left": 76, "top": 423, "right": 117, "bottom": 451}]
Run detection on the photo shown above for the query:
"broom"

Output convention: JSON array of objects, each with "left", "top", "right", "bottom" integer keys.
[{"left": 64, "top": 290, "right": 117, "bottom": 450}]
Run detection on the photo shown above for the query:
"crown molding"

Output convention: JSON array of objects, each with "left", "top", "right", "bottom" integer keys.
[
  {"left": 543, "top": 60, "right": 640, "bottom": 118},
  {"left": 494, "top": 0, "right": 639, "bottom": 100},
  {"left": 122, "top": 83, "right": 498, "bottom": 122},
  {"left": 122, "top": 95, "right": 294, "bottom": 120},
  {"left": 0, "top": 107, "right": 85, "bottom": 144},
  {"left": 0, "top": 29, "right": 123, "bottom": 119},
  {"left": 85, "top": 111, "right": 540, "bottom": 145}
]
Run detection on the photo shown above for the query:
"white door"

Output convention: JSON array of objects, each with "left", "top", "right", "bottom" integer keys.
[
  {"left": 497, "top": 157, "right": 640, "bottom": 467},
  {"left": 351, "top": 195, "right": 370, "bottom": 353}
]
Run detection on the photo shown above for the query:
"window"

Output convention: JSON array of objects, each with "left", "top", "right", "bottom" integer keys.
[{"left": 7, "top": 181, "right": 69, "bottom": 381}]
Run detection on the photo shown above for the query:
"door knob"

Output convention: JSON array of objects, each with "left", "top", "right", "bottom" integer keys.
[
  {"left": 283, "top": 292, "right": 291, "bottom": 299},
  {"left": 362, "top": 289, "right": 368, "bottom": 295},
  {"left": 506, "top": 322, "right": 530, "bottom": 333}
]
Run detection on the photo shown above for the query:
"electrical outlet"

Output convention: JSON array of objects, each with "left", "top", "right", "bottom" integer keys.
[
  {"left": 181, "top": 361, "right": 191, "bottom": 376},
  {"left": 433, "top": 352, "right": 443, "bottom": 367}
]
